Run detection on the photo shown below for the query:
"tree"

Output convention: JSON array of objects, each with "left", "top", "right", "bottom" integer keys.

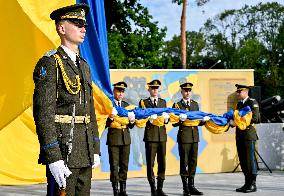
[
  {"left": 172, "top": 0, "right": 210, "bottom": 69},
  {"left": 200, "top": 2, "right": 284, "bottom": 98},
  {"left": 163, "top": 31, "right": 206, "bottom": 68},
  {"left": 104, "top": 0, "right": 166, "bottom": 69}
]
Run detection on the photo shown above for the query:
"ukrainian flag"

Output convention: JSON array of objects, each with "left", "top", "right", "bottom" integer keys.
[{"left": 0, "top": 0, "right": 112, "bottom": 185}]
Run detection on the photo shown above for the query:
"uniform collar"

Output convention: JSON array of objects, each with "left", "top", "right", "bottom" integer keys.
[
  {"left": 114, "top": 99, "right": 122, "bottom": 106},
  {"left": 242, "top": 96, "right": 249, "bottom": 104},
  {"left": 60, "top": 45, "right": 77, "bottom": 65},
  {"left": 150, "top": 96, "right": 158, "bottom": 103},
  {"left": 183, "top": 98, "right": 190, "bottom": 106}
]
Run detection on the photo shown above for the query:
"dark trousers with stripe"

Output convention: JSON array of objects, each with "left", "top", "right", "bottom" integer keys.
[
  {"left": 179, "top": 142, "right": 198, "bottom": 177},
  {"left": 236, "top": 140, "right": 257, "bottom": 177},
  {"left": 46, "top": 166, "right": 92, "bottom": 196},
  {"left": 145, "top": 142, "right": 167, "bottom": 181},
  {"left": 108, "top": 145, "right": 130, "bottom": 182}
]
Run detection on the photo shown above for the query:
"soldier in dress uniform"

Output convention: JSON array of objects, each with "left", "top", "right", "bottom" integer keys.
[
  {"left": 33, "top": 3, "right": 100, "bottom": 195},
  {"left": 138, "top": 79, "right": 170, "bottom": 196},
  {"left": 172, "top": 82, "right": 207, "bottom": 196},
  {"left": 230, "top": 84, "right": 260, "bottom": 193},
  {"left": 105, "top": 82, "right": 135, "bottom": 196}
]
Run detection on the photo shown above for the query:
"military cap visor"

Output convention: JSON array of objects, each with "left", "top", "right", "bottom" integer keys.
[
  {"left": 113, "top": 82, "right": 127, "bottom": 89},
  {"left": 235, "top": 84, "right": 251, "bottom": 92},
  {"left": 180, "top": 82, "right": 193, "bottom": 89},
  {"left": 147, "top": 80, "right": 161, "bottom": 87},
  {"left": 50, "top": 4, "right": 89, "bottom": 25}
]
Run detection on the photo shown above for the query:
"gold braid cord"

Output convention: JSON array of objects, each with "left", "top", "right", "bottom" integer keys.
[{"left": 54, "top": 54, "right": 81, "bottom": 95}]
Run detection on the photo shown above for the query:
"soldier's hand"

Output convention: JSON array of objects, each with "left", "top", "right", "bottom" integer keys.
[
  {"left": 92, "top": 154, "right": 101, "bottom": 168},
  {"left": 110, "top": 107, "right": 118, "bottom": 119},
  {"left": 202, "top": 116, "right": 210, "bottom": 122},
  {"left": 128, "top": 111, "right": 135, "bottom": 123},
  {"left": 179, "top": 113, "right": 187, "bottom": 121},
  {"left": 229, "top": 119, "right": 235, "bottom": 127},
  {"left": 149, "top": 114, "right": 157, "bottom": 123},
  {"left": 48, "top": 160, "right": 72, "bottom": 188},
  {"left": 162, "top": 112, "right": 170, "bottom": 122}
]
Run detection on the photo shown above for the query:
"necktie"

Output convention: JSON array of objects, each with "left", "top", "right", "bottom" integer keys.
[
  {"left": 153, "top": 99, "right": 157, "bottom": 107},
  {"left": 118, "top": 101, "right": 121, "bottom": 107},
  {"left": 76, "top": 55, "right": 80, "bottom": 67},
  {"left": 186, "top": 100, "right": 189, "bottom": 107}
]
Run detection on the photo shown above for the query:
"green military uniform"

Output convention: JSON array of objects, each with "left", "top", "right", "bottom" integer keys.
[
  {"left": 172, "top": 99, "right": 200, "bottom": 175},
  {"left": 172, "top": 82, "right": 203, "bottom": 195},
  {"left": 33, "top": 5, "right": 100, "bottom": 195},
  {"left": 138, "top": 79, "right": 168, "bottom": 196},
  {"left": 235, "top": 84, "right": 260, "bottom": 193},
  {"left": 105, "top": 81, "right": 134, "bottom": 196}
]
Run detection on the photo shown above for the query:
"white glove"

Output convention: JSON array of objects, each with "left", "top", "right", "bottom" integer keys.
[
  {"left": 179, "top": 113, "right": 187, "bottom": 122},
  {"left": 202, "top": 116, "right": 210, "bottom": 122},
  {"left": 149, "top": 114, "right": 157, "bottom": 123},
  {"left": 112, "top": 107, "right": 118, "bottom": 116},
  {"left": 128, "top": 112, "right": 135, "bottom": 123},
  {"left": 162, "top": 112, "right": 170, "bottom": 123},
  {"left": 92, "top": 154, "right": 101, "bottom": 168},
  {"left": 229, "top": 119, "right": 235, "bottom": 126},
  {"left": 48, "top": 160, "right": 72, "bottom": 188},
  {"left": 150, "top": 114, "right": 157, "bottom": 120}
]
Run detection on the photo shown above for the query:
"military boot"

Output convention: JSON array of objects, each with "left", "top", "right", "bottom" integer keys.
[
  {"left": 236, "top": 175, "right": 249, "bottom": 192},
  {"left": 149, "top": 179, "right": 157, "bottom": 196},
  {"left": 243, "top": 176, "right": 257, "bottom": 193},
  {"left": 112, "top": 182, "right": 119, "bottom": 196},
  {"left": 188, "top": 177, "right": 203, "bottom": 195},
  {"left": 119, "top": 181, "right": 128, "bottom": 196},
  {"left": 157, "top": 179, "right": 168, "bottom": 196},
  {"left": 181, "top": 176, "right": 190, "bottom": 196}
]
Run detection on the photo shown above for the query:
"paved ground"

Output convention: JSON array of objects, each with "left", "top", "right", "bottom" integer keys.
[{"left": 0, "top": 171, "right": 283, "bottom": 196}]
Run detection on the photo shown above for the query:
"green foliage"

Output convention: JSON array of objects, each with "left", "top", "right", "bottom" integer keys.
[
  {"left": 200, "top": 2, "right": 284, "bottom": 98},
  {"left": 105, "top": 0, "right": 166, "bottom": 69}
]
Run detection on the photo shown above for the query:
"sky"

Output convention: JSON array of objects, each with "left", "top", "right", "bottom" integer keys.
[{"left": 140, "top": 0, "right": 284, "bottom": 40}]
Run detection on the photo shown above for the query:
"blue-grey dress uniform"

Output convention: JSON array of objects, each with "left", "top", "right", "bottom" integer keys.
[
  {"left": 235, "top": 84, "right": 260, "bottom": 193},
  {"left": 172, "top": 82, "right": 203, "bottom": 195},
  {"left": 33, "top": 44, "right": 100, "bottom": 195},
  {"left": 138, "top": 79, "right": 168, "bottom": 196}
]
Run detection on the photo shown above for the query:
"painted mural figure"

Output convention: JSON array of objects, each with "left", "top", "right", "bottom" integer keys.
[
  {"left": 139, "top": 79, "right": 170, "bottom": 196},
  {"left": 33, "top": 3, "right": 100, "bottom": 195},
  {"left": 105, "top": 82, "right": 136, "bottom": 196},
  {"left": 172, "top": 82, "right": 209, "bottom": 196},
  {"left": 230, "top": 84, "right": 260, "bottom": 193}
]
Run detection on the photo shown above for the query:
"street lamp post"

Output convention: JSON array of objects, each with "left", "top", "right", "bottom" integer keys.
[{"left": 209, "top": 59, "right": 221, "bottom": 69}]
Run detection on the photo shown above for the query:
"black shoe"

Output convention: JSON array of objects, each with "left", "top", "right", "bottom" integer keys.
[
  {"left": 149, "top": 179, "right": 157, "bottom": 196},
  {"left": 188, "top": 187, "right": 203, "bottom": 195},
  {"left": 119, "top": 181, "right": 128, "bottom": 196},
  {"left": 243, "top": 184, "right": 257, "bottom": 193},
  {"left": 157, "top": 179, "right": 168, "bottom": 196},
  {"left": 236, "top": 184, "right": 247, "bottom": 192},
  {"left": 242, "top": 175, "right": 257, "bottom": 193},
  {"left": 188, "top": 177, "right": 203, "bottom": 195},
  {"left": 181, "top": 176, "right": 190, "bottom": 196},
  {"left": 112, "top": 182, "right": 119, "bottom": 196}
]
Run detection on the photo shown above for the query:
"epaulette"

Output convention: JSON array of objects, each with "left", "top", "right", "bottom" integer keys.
[
  {"left": 43, "top": 49, "right": 57, "bottom": 57},
  {"left": 122, "top": 100, "right": 129, "bottom": 106},
  {"left": 175, "top": 103, "right": 180, "bottom": 109}
]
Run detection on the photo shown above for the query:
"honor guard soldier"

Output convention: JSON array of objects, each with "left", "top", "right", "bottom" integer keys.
[
  {"left": 172, "top": 82, "right": 208, "bottom": 195},
  {"left": 33, "top": 4, "right": 100, "bottom": 195},
  {"left": 105, "top": 82, "right": 135, "bottom": 196},
  {"left": 230, "top": 84, "right": 260, "bottom": 193},
  {"left": 139, "top": 79, "right": 170, "bottom": 196}
]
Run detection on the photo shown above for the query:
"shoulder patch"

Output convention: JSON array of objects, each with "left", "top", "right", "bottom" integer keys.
[
  {"left": 43, "top": 49, "right": 57, "bottom": 57},
  {"left": 39, "top": 66, "right": 47, "bottom": 78},
  {"left": 253, "top": 104, "right": 259, "bottom": 108}
]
